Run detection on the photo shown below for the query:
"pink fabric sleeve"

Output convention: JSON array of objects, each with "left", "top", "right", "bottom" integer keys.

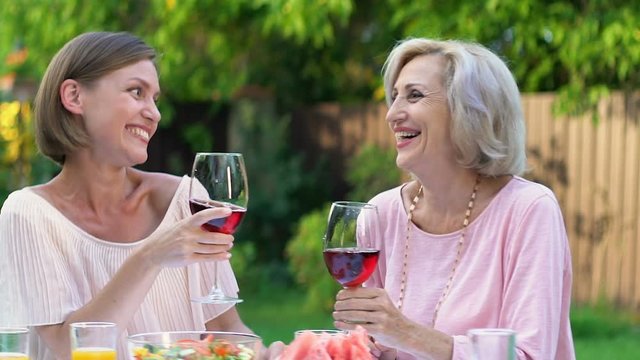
[{"left": 452, "top": 194, "right": 573, "bottom": 360}]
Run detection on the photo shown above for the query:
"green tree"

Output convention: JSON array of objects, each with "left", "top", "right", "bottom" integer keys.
[
  {"left": 5, "top": 1, "right": 636, "bottom": 115},
  {"left": 0, "top": 0, "right": 353, "bottom": 105},
  {"left": 368, "top": 0, "right": 640, "bottom": 115}
]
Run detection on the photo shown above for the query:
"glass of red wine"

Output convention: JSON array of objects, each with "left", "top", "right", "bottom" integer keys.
[
  {"left": 189, "top": 152, "right": 248, "bottom": 304},
  {"left": 323, "top": 202, "right": 380, "bottom": 288}
]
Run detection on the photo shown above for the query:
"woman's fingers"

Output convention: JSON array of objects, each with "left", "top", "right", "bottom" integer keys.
[
  {"left": 336, "top": 287, "right": 382, "bottom": 300},
  {"left": 334, "top": 297, "right": 382, "bottom": 312},
  {"left": 192, "top": 242, "right": 232, "bottom": 255},
  {"left": 189, "top": 206, "right": 232, "bottom": 227},
  {"left": 333, "top": 310, "right": 377, "bottom": 324},
  {"left": 195, "top": 233, "right": 234, "bottom": 245},
  {"left": 261, "top": 341, "right": 286, "bottom": 360}
]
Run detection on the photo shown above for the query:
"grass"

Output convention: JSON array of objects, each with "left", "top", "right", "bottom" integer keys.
[
  {"left": 571, "top": 304, "right": 640, "bottom": 360},
  {"left": 238, "top": 286, "right": 640, "bottom": 357},
  {"left": 574, "top": 332, "right": 640, "bottom": 360},
  {"left": 237, "top": 287, "right": 333, "bottom": 344}
]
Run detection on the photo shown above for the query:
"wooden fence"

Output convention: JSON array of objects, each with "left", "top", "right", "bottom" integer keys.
[{"left": 291, "top": 92, "right": 640, "bottom": 312}]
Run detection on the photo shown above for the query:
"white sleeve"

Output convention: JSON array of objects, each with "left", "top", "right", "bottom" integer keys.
[{"left": 0, "top": 191, "right": 82, "bottom": 326}]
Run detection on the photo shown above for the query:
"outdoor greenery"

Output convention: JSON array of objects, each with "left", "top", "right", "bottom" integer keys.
[
  {"left": 239, "top": 286, "right": 640, "bottom": 358},
  {"left": 2, "top": 1, "right": 640, "bottom": 256},
  {"left": 286, "top": 144, "right": 403, "bottom": 312},
  {"left": 2, "top": 1, "right": 639, "bottom": 112},
  {"left": 1, "top": 1, "right": 639, "bottom": 354}
]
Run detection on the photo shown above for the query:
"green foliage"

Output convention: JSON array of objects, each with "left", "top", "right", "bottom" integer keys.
[
  {"left": 345, "top": 144, "right": 403, "bottom": 201},
  {"left": 237, "top": 286, "right": 334, "bottom": 344},
  {"left": 286, "top": 203, "right": 341, "bottom": 312},
  {"left": 384, "top": 0, "right": 640, "bottom": 117},
  {"left": 229, "top": 241, "right": 257, "bottom": 285},
  {"left": 573, "top": 332, "right": 640, "bottom": 360},
  {"left": 286, "top": 144, "right": 401, "bottom": 312},
  {"left": 571, "top": 303, "right": 636, "bottom": 339},
  {"left": 2, "top": 1, "right": 639, "bottom": 117},
  {"left": 0, "top": 0, "right": 355, "bottom": 113},
  {"left": 0, "top": 101, "right": 57, "bottom": 202},
  {"left": 229, "top": 99, "right": 329, "bottom": 264}
]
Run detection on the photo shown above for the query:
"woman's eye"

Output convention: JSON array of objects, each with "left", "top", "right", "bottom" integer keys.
[
  {"left": 407, "top": 90, "right": 424, "bottom": 101},
  {"left": 130, "top": 87, "right": 142, "bottom": 97}
]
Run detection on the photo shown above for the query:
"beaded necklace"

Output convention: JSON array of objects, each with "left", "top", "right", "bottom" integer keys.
[{"left": 396, "top": 175, "right": 481, "bottom": 327}]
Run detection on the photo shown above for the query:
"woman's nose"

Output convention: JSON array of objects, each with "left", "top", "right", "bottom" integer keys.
[
  {"left": 386, "top": 98, "right": 406, "bottom": 124},
  {"left": 143, "top": 100, "right": 161, "bottom": 123}
]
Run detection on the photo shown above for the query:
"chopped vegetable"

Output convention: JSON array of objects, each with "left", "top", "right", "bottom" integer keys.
[{"left": 132, "top": 335, "right": 255, "bottom": 360}]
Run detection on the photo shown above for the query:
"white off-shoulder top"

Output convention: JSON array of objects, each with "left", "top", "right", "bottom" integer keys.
[{"left": 0, "top": 176, "right": 239, "bottom": 359}]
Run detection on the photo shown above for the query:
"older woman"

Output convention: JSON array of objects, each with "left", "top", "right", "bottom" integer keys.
[{"left": 332, "top": 38, "right": 575, "bottom": 359}]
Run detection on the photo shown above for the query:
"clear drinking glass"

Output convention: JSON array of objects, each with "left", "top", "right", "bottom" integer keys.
[
  {"left": 70, "top": 322, "right": 117, "bottom": 360},
  {"left": 322, "top": 202, "right": 381, "bottom": 288},
  {"left": 468, "top": 328, "right": 516, "bottom": 360},
  {"left": 189, "top": 152, "right": 249, "bottom": 304},
  {"left": 0, "top": 327, "right": 29, "bottom": 359}
]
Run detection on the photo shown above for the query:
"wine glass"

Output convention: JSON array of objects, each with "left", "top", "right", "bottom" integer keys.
[
  {"left": 189, "top": 152, "right": 248, "bottom": 304},
  {"left": 322, "top": 202, "right": 380, "bottom": 288}
]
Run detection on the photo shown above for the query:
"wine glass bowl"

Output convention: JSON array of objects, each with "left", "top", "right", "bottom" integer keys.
[
  {"left": 189, "top": 152, "right": 248, "bottom": 304},
  {"left": 323, "top": 202, "right": 380, "bottom": 288},
  {"left": 189, "top": 199, "right": 246, "bottom": 234}
]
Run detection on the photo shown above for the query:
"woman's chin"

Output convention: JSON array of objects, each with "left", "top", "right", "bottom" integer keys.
[
  {"left": 395, "top": 156, "right": 414, "bottom": 173},
  {"left": 129, "top": 153, "right": 149, "bottom": 166}
]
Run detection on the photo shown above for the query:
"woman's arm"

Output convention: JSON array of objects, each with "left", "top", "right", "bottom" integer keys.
[
  {"left": 34, "top": 206, "right": 234, "bottom": 358},
  {"left": 450, "top": 194, "right": 574, "bottom": 360},
  {"left": 35, "top": 248, "right": 161, "bottom": 357},
  {"left": 205, "top": 307, "right": 253, "bottom": 334},
  {"left": 333, "top": 286, "right": 454, "bottom": 360}
]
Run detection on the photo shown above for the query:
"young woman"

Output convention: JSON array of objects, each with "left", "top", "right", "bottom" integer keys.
[{"left": 0, "top": 32, "right": 271, "bottom": 359}]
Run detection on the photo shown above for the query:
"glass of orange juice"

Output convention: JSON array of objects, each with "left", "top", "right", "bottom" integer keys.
[
  {"left": 0, "top": 327, "right": 29, "bottom": 360},
  {"left": 70, "top": 322, "right": 116, "bottom": 360}
]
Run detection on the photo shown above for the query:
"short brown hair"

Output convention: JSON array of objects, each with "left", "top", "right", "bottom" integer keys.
[{"left": 34, "top": 31, "right": 157, "bottom": 165}]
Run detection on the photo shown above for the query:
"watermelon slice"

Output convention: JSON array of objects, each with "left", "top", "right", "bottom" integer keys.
[{"left": 280, "top": 327, "right": 373, "bottom": 360}]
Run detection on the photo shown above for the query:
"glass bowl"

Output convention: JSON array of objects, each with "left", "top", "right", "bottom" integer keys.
[{"left": 128, "top": 331, "right": 261, "bottom": 359}]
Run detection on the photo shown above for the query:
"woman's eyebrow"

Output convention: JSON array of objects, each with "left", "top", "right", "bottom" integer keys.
[{"left": 128, "top": 76, "right": 161, "bottom": 97}]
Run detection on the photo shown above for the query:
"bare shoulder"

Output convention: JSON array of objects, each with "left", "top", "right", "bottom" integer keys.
[{"left": 133, "top": 170, "right": 184, "bottom": 208}]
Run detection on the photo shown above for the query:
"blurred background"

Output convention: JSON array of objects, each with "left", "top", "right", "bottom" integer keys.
[{"left": 1, "top": 0, "right": 639, "bottom": 357}]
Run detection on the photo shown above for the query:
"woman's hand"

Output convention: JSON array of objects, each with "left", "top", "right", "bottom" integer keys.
[
  {"left": 260, "top": 341, "right": 286, "bottom": 360},
  {"left": 332, "top": 287, "right": 408, "bottom": 349},
  {"left": 333, "top": 287, "right": 454, "bottom": 359},
  {"left": 140, "top": 206, "right": 235, "bottom": 268}
]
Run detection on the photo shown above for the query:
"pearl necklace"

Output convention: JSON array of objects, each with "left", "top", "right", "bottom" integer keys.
[{"left": 397, "top": 175, "right": 481, "bottom": 327}]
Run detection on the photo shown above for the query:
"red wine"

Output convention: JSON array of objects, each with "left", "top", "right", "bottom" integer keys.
[
  {"left": 323, "top": 247, "right": 380, "bottom": 287},
  {"left": 189, "top": 198, "right": 246, "bottom": 234}
]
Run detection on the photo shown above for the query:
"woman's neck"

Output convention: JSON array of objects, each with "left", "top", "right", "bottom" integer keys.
[
  {"left": 413, "top": 167, "right": 479, "bottom": 211},
  {"left": 49, "top": 161, "right": 140, "bottom": 211}
]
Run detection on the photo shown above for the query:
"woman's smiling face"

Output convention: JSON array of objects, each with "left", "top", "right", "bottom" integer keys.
[
  {"left": 78, "top": 59, "right": 161, "bottom": 166},
  {"left": 386, "top": 54, "right": 457, "bottom": 173}
]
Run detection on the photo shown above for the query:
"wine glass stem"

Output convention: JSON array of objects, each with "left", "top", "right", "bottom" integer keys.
[{"left": 210, "top": 261, "right": 223, "bottom": 295}]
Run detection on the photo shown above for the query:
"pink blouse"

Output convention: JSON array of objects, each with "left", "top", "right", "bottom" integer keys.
[{"left": 366, "top": 176, "right": 575, "bottom": 359}]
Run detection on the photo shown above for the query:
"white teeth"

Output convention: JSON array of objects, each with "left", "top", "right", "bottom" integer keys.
[
  {"left": 395, "top": 131, "right": 419, "bottom": 140},
  {"left": 128, "top": 127, "right": 150, "bottom": 141}
]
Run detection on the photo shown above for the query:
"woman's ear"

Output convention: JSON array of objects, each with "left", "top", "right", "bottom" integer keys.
[{"left": 60, "top": 79, "right": 84, "bottom": 115}]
